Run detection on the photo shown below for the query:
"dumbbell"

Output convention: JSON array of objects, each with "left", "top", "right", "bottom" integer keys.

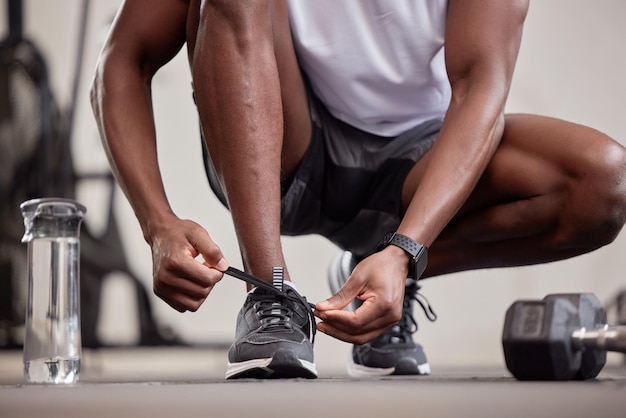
[{"left": 502, "top": 293, "right": 626, "bottom": 380}]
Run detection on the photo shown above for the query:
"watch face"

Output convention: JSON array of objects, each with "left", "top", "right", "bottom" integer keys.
[{"left": 414, "top": 246, "right": 428, "bottom": 279}]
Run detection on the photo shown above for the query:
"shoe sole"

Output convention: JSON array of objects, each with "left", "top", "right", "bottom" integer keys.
[
  {"left": 226, "top": 348, "right": 318, "bottom": 379},
  {"left": 348, "top": 357, "right": 431, "bottom": 377}
]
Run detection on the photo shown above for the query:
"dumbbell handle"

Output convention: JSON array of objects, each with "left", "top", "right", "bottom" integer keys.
[{"left": 571, "top": 325, "right": 626, "bottom": 353}]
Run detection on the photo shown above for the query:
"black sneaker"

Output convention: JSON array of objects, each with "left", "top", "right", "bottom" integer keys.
[
  {"left": 225, "top": 267, "right": 318, "bottom": 379},
  {"left": 327, "top": 251, "right": 436, "bottom": 377}
]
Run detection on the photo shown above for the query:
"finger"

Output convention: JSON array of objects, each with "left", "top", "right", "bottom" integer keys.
[
  {"left": 162, "top": 244, "right": 224, "bottom": 288},
  {"left": 315, "top": 275, "right": 363, "bottom": 312},
  {"left": 165, "top": 295, "right": 206, "bottom": 313},
  {"left": 317, "top": 323, "right": 385, "bottom": 345},
  {"left": 315, "top": 294, "right": 401, "bottom": 341},
  {"left": 178, "top": 255, "right": 225, "bottom": 287},
  {"left": 187, "top": 227, "right": 229, "bottom": 271},
  {"left": 156, "top": 274, "right": 215, "bottom": 300},
  {"left": 154, "top": 283, "right": 207, "bottom": 312},
  {"left": 317, "top": 300, "right": 397, "bottom": 336}
]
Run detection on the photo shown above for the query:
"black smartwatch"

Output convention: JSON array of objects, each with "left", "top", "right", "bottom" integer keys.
[{"left": 379, "top": 233, "right": 428, "bottom": 280}]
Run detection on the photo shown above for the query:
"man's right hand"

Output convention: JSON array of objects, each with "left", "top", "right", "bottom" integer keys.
[
  {"left": 149, "top": 216, "right": 229, "bottom": 312},
  {"left": 314, "top": 247, "right": 409, "bottom": 344}
]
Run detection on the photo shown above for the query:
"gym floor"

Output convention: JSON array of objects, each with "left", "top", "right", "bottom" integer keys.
[{"left": 0, "top": 348, "right": 625, "bottom": 418}]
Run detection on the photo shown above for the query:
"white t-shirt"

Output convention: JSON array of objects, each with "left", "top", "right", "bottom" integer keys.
[{"left": 288, "top": 0, "right": 450, "bottom": 137}]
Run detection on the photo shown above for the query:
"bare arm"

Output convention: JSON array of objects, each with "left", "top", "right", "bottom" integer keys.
[
  {"left": 316, "top": 0, "right": 529, "bottom": 343},
  {"left": 397, "top": 0, "right": 529, "bottom": 245},
  {"left": 91, "top": 0, "right": 227, "bottom": 312},
  {"left": 91, "top": 0, "right": 186, "bottom": 236}
]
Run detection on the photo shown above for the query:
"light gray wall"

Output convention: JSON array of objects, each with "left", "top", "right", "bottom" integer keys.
[{"left": 7, "top": 0, "right": 626, "bottom": 371}]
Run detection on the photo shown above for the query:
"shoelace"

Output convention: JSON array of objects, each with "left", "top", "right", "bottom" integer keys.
[
  {"left": 222, "top": 267, "right": 317, "bottom": 342},
  {"left": 250, "top": 292, "right": 294, "bottom": 332},
  {"left": 386, "top": 279, "right": 437, "bottom": 344}
]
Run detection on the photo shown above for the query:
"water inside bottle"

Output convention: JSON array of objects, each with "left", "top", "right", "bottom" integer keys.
[
  {"left": 24, "top": 357, "right": 80, "bottom": 384},
  {"left": 23, "top": 236, "right": 81, "bottom": 384}
]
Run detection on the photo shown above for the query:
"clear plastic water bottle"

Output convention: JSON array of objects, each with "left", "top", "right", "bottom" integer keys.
[{"left": 20, "top": 198, "right": 86, "bottom": 384}]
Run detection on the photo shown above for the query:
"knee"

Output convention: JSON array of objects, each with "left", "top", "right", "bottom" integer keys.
[
  {"left": 591, "top": 141, "right": 626, "bottom": 243},
  {"left": 564, "top": 140, "right": 626, "bottom": 249}
]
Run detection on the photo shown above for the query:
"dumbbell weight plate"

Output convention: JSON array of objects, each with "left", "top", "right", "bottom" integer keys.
[
  {"left": 543, "top": 293, "right": 607, "bottom": 380},
  {"left": 502, "top": 298, "right": 582, "bottom": 380}
]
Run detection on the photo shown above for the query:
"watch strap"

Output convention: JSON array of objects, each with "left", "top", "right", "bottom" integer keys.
[{"left": 380, "top": 232, "right": 428, "bottom": 279}]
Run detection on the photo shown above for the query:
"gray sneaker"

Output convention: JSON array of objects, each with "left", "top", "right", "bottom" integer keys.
[
  {"left": 226, "top": 267, "right": 318, "bottom": 379},
  {"left": 327, "top": 251, "right": 436, "bottom": 377}
]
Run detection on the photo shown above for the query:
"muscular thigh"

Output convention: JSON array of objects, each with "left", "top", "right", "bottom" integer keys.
[{"left": 459, "top": 113, "right": 620, "bottom": 216}]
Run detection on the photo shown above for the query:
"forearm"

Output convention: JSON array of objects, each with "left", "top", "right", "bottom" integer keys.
[
  {"left": 90, "top": 53, "right": 175, "bottom": 243},
  {"left": 397, "top": 84, "right": 505, "bottom": 246}
]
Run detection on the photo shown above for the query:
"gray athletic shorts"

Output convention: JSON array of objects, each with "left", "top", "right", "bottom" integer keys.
[{"left": 202, "top": 93, "right": 442, "bottom": 258}]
